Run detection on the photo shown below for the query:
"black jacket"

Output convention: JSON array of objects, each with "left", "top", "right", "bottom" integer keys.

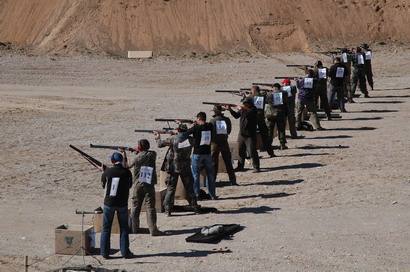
[
  {"left": 185, "top": 123, "right": 214, "bottom": 155},
  {"left": 229, "top": 106, "right": 258, "bottom": 137},
  {"left": 210, "top": 114, "right": 232, "bottom": 144},
  {"left": 101, "top": 164, "right": 133, "bottom": 207}
]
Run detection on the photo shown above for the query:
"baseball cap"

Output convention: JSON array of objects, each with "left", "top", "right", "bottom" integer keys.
[{"left": 111, "top": 152, "right": 123, "bottom": 163}]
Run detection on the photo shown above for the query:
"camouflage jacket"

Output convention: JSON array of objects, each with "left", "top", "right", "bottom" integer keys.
[
  {"left": 157, "top": 133, "right": 193, "bottom": 175},
  {"left": 128, "top": 150, "right": 157, "bottom": 185}
]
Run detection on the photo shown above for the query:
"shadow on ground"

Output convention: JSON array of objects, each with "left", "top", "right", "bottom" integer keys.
[
  {"left": 217, "top": 206, "right": 281, "bottom": 214},
  {"left": 218, "top": 192, "right": 295, "bottom": 200},
  {"left": 280, "top": 153, "right": 334, "bottom": 157},
  {"left": 296, "top": 145, "right": 349, "bottom": 149},
  {"left": 338, "top": 117, "right": 383, "bottom": 121},
  {"left": 306, "top": 135, "right": 352, "bottom": 139},
  {"left": 260, "top": 163, "right": 324, "bottom": 172},
  {"left": 360, "top": 100, "right": 404, "bottom": 104},
  {"left": 241, "top": 179, "right": 304, "bottom": 187},
  {"left": 325, "top": 127, "right": 376, "bottom": 131}
]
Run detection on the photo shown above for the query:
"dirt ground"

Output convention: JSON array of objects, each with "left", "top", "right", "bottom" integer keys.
[{"left": 0, "top": 49, "right": 409, "bottom": 272}]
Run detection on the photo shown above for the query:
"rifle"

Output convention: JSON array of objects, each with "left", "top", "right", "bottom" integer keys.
[
  {"left": 314, "top": 51, "right": 339, "bottom": 55},
  {"left": 286, "top": 64, "right": 314, "bottom": 68},
  {"left": 274, "top": 76, "right": 301, "bottom": 80},
  {"left": 240, "top": 88, "right": 270, "bottom": 92},
  {"left": 252, "top": 83, "right": 274, "bottom": 87},
  {"left": 69, "top": 144, "right": 107, "bottom": 171},
  {"left": 89, "top": 144, "right": 136, "bottom": 153},
  {"left": 154, "top": 118, "right": 193, "bottom": 124},
  {"left": 215, "top": 90, "right": 245, "bottom": 96},
  {"left": 202, "top": 102, "right": 237, "bottom": 107},
  {"left": 134, "top": 129, "right": 175, "bottom": 134}
]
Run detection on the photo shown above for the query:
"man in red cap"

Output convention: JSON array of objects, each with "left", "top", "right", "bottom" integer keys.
[{"left": 281, "top": 78, "right": 298, "bottom": 138}]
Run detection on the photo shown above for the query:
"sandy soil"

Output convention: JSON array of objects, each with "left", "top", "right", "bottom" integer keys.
[
  {"left": 0, "top": 49, "right": 409, "bottom": 271},
  {"left": 1, "top": 0, "right": 410, "bottom": 55}
]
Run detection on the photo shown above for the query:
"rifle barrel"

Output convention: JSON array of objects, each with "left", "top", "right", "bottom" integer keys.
[
  {"left": 69, "top": 145, "right": 106, "bottom": 171},
  {"left": 154, "top": 118, "right": 193, "bottom": 123},
  {"left": 202, "top": 102, "right": 237, "bottom": 107},
  {"left": 286, "top": 64, "right": 314, "bottom": 68},
  {"left": 215, "top": 90, "right": 241, "bottom": 93},
  {"left": 89, "top": 144, "right": 136, "bottom": 152},
  {"left": 134, "top": 129, "right": 173, "bottom": 134}
]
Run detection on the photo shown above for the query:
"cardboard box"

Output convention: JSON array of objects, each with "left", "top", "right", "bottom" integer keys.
[
  {"left": 127, "top": 51, "right": 153, "bottom": 59},
  {"left": 93, "top": 209, "right": 130, "bottom": 234},
  {"left": 55, "top": 224, "right": 94, "bottom": 255},
  {"left": 141, "top": 188, "right": 166, "bottom": 213},
  {"left": 159, "top": 171, "right": 187, "bottom": 200}
]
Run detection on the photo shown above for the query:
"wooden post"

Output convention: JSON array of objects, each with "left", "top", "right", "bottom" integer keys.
[{"left": 24, "top": 256, "right": 28, "bottom": 272}]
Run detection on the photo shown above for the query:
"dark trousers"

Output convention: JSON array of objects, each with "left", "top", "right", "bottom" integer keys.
[
  {"left": 266, "top": 115, "right": 287, "bottom": 145},
  {"left": 296, "top": 100, "right": 321, "bottom": 129},
  {"left": 211, "top": 142, "right": 236, "bottom": 183},
  {"left": 365, "top": 66, "right": 374, "bottom": 90},
  {"left": 130, "top": 182, "right": 157, "bottom": 234},
  {"left": 163, "top": 172, "right": 196, "bottom": 212},
  {"left": 257, "top": 114, "right": 274, "bottom": 155},
  {"left": 314, "top": 83, "right": 331, "bottom": 116},
  {"left": 100, "top": 205, "right": 129, "bottom": 257},
  {"left": 328, "top": 83, "right": 346, "bottom": 112},
  {"left": 238, "top": 134, "right": 260, "bottom": 169},
  {"left": 352, "top": 68, "right": 368, "bottom": 95},
  {"left": 287, "top": 97, "right": 298, "bottom": 137}
]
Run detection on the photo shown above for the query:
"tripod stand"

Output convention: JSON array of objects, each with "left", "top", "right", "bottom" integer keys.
[{"left": 60, "top": 209, "right": 103, "bottom": 268}]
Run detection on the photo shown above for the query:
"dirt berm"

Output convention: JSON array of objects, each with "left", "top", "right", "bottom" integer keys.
[{"left": 1, "top": 0, "right": 410, "bottom": 56}]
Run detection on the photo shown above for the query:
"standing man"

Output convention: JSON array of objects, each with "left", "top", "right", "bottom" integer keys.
[
  {"left": 281, "top": 78, "right": 299, "bottom": 139},
  {"left": 246, "top": 86, "right": 275, "bottom": 157},
  {"left": 313, "top": 61, "right": 332, "bottom": 120},
  {"left": 125, "top": 139, "right": 163, "bottom": 236},
  {"left": 100, "top": 152, "right": 133, "bottom": 259},
  {"left": 228, "top": 98, "right": 260, "bottom": 173},
  {"left": 184, "top": 112, "right": 217, "bottom": 200},
  {"left": 362, "top": 43, "right": 374, "bottom": 90},
  {"left": 209, "top": 105, "right": 237, "bottom": 185},
  {"left": 155, "top": 125, "right": 199, "bottom": 216},
  {"left": 295, "top": 69, "right": 324, "bottom": 131},
  {"left": 328, "top": 57, "right": 348, "bottom": 112},
  {"left": 265, "top": 83, "right": 289, "bottom": 150},
  {"left": 340, "top": 48, "right": 354, "bottom": 103},
  {"left": 282, "top": 78, "right": 298, "bottom": 139},
  {"left": 351, "top": 47, "right": 370, "bottom": 98}
]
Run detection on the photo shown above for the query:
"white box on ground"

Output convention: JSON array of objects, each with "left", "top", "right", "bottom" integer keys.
[{"left": 128, "top": 51, "right": 153, "bottom": 59}]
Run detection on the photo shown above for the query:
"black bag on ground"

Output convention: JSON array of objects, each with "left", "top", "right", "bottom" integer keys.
[{"left": 186, "top": 224, "right": 243, "bottom": 244}]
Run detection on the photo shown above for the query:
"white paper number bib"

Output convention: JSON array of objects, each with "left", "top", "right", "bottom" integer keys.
[
  {"left": 358, "top": 54, "right": 364, "bottom": 65},
  {"left": 215, "top": 120, "right": 228, "bottom": 135},
  {"left": 273, "top": 92, "right": 283, "bottom": 105},
  {"left": 304, "top": 78, "right": 314, "bottom": 89},
  {"left": 139, "top": 166, "right": 153, "bottom": 184},
  {"left": 109, "top": 177, "right": 120, "bottom": 196},
  {"left": 178, "top": 139, "right": 191, "bottom": 149},
  {"left": 318, "top": 68, "right": 327, "bottom": 79},
  {"left": 200, "top": 130, "right": 211, "bottom": 146},
  {"left": 253, "top": 96, "right": 264, "bottom": 110},
  {"left": 282, "top": 86, "right": 292, "bottom": 97},
  {"left": 365, "top": 51, "right": 372, "bottom": 60},
  {"left": 336, "top": 67, "right": 345, "bottom": 78},
  {"left": 342, "top": 53, "right": 348, "bottom": 63}
]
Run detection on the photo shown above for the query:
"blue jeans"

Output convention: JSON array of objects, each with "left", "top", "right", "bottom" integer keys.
[
  {"left": 100, "top": 205, "right": 129, "bottom": 257},
  {"left": 191, "top": 154, "right": 216, "bottom": 198}
]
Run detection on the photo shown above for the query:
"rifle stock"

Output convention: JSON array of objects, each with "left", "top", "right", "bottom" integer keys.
[
  {"left": 89, "top": 144, "right": 136, "bottom": 152},
  {"left": 134, "top": 129, "right": 174, "bottom": 134},
  {"left": 202, "top": 102, "right": 237, "bottom": 107},
  {"left": 154, "top": 118, "right": 193, "bottom": 124},
  {"left": 286, "top": 64, "right": 314, "bottom": 68},
  {"left": 69, "top": 144, "right": 107, "bottom": 171}
]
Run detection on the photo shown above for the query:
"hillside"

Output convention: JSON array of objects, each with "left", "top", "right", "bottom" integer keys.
[{"left": 1, "top": 0, "right": 410, "bottom": 56}]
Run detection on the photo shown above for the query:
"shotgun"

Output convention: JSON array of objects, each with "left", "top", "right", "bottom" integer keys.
[
  {"left": 69, "top": 144, "right": 107, "bottom": 171},
  {"left": 89, "top": 144, "right": 137, "bottom": 153}
]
